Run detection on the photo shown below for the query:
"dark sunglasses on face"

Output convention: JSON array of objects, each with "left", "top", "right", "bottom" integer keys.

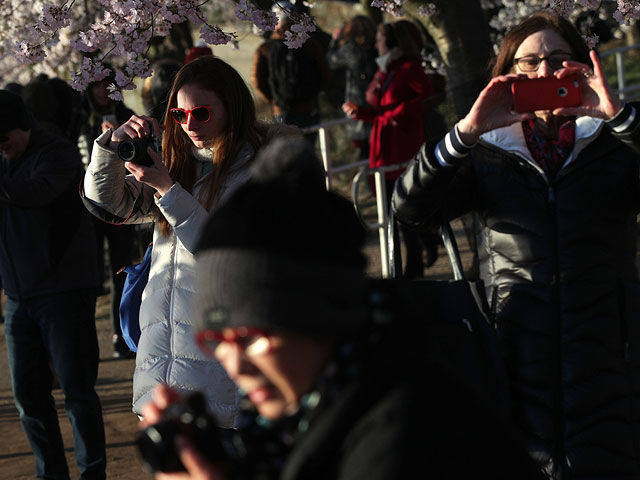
[{"left": 170, "top": 105, "right": 212, "bottom": 124}]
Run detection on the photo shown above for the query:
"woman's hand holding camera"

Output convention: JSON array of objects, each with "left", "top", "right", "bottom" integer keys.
[
  {"left": 553, "top": 49, "right": 623, "bottom": 120},
  {"left": 109, "top": 115, "right": 174, "bottom": 197},
  {"left": 110, "top": 114, "right": 162, "bottom": 145}
]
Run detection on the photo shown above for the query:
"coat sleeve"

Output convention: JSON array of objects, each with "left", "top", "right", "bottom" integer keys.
[
  {"left": 83, "top": 130, "right": 157, "bottom": 224},
  {"left": 391, "top": 128, "right": 478, "bottom": 230},
  {"left": 606, "top": 102, "right": 640, "bottom": 154},
  {"left": 0, "top": 136, "right": 82, "bottom": 208},
  {"left": 154, "top": 182, "right": 208, "bottom": 253}
]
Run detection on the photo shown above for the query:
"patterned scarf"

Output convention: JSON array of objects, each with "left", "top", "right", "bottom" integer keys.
[{"left": 522, "top": 119, "right": 575, "bottom": 180}]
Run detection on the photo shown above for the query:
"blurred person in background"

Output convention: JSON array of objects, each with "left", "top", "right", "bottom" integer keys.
[
  {"left": 343, "top": 20, "right": 438, "bottom": 277},
  {"left": 142, "top": 58, "right": 184, "bottom": 124},
  {"left": 251, "top": 1, "right": 329, "bottom": 144},
  {"left": 327, "top": 14, "right": 378, "bottom": 160},
  {"left": 184, "top": 41, "right": 214, "bottom": 64},
  {"left": 78, "top": 67, "right": 138, "bottom": 359}
]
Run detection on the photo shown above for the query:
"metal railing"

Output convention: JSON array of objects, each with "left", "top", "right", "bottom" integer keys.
[
  {"left": 302, "top": 118, "right": 404, "bottom": 278},
  {"left": 601, "top": 42, "right": 640, "bottom": 100},
  {"left": 302, "top": 117, "right": 367, "bottom": 190}
]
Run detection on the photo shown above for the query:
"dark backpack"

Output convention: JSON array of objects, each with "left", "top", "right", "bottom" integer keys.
[{"left": 267, "top": 39, "right": 320, "bottom": 109}]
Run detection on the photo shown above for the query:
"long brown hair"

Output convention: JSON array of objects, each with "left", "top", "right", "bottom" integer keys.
[
  {"left": 491, "top": 10, "right": 591, "bottom": 77},
  {"left": 157, "top": 56, "right": 263, "bottom": 236}
]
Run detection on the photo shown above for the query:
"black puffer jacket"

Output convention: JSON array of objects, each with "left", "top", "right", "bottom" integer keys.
[{"left": 392, "top": 113, "right": 640, "bottom": 479}]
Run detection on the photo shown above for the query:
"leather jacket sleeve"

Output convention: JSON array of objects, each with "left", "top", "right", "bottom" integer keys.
[
  {"left": 391, "top": 136, "right": 477, "bottom": 230},
  {"left": 606, "top": 102, "right": 640, "bottom": 154}
]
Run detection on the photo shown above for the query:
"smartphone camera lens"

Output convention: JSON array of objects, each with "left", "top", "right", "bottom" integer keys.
[{"left": 558, "top": 87, "right": 568, "bottom": 97}]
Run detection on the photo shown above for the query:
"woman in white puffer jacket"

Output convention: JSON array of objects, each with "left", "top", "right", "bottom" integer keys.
[{"left": 83, "top": 56, "right": 300, "bottom": 426}]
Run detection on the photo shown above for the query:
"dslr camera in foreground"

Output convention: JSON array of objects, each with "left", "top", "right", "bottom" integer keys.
[
  {"left": 136, "top": 392, "right": 226, "bottom": 473},
  {"left": 136, "top": 391, "right": 286, "bottom": 477}
]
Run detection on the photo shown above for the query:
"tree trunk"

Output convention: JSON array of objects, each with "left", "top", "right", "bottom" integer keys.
[
  {"left": 407, "top": 0, "right": 494, "bottom": 119},
  {"left": 626, "top": 20, "right": 640, "bottom": 47}
]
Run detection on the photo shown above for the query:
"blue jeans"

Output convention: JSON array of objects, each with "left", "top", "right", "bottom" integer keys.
[{"left": 4, "top": 289, "right": 106, "bottom": 480}]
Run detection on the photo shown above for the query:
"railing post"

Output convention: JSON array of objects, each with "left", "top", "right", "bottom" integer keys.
[
  {"left": 616, "top": 52, "right": 626, "bottom": 100},
  {"left": 318, "top": 126, "right": 331, "bottom": 191},
  {"left": 373, "top": 170, "right": 389, "bottom": 278}
]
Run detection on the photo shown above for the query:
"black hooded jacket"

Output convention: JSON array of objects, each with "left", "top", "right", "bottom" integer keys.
[{"left": 0, "top": 124, "right": 98, "bottom": 298}]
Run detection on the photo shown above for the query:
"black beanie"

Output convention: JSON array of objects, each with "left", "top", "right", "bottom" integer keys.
[
  {"left": 194, "top": 137, "right": 369, "bottom": 337},
  {"left": 0, "top": 90, "right": 32, "bottom": 132}
]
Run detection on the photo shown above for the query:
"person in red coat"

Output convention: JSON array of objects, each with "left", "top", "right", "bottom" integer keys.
[{"left": 343, "top": 20, "right": 438, "bottom": 277}]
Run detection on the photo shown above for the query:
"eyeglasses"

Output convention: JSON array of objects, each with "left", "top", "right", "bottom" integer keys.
[
  {"left": 513, "top": 53, "right": 572, "bottom": 72},
  {"left": 195, "top": 327, "right": 271, "bottom": 359},
  {"left": 170, "top": 105, "right": 212, "bottom": 124}
]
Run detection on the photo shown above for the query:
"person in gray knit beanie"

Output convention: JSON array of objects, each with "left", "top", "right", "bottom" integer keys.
[
  {"left": 139, "top": 136, "right": 545, "bottom": 480},
  {"left": 193, "top": 136, "right": 369, "bottom": 338}
]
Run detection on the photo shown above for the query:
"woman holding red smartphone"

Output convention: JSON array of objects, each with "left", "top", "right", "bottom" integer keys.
[{"left": 393, "top": 10, "right": 640, "bottom": 480}]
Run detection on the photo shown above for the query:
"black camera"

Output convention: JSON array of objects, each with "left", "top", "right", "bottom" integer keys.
[
  {"left": 136, "top": 392, "right": 228, "bottom": 474},
  {"left": 116, "top": 136, "right": 157, "bottom": 167}
]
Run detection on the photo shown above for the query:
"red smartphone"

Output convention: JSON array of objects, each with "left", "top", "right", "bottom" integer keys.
[{"left": 511, "top": 74, "right": 582, "bottom": 113}]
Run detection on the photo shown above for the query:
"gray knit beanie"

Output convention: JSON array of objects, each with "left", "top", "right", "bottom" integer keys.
[{"left": 194, "top": 137, "right": 369, "bottom": 338}]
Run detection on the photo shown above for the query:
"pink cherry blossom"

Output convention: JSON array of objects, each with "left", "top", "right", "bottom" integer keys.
[{"left": 1, "top": 0, "right": 640, "bottom": 95}]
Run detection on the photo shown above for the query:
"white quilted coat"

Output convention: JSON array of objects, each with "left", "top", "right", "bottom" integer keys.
[{"left": 83, "top": 131, "right": 249, "bottom": 427}]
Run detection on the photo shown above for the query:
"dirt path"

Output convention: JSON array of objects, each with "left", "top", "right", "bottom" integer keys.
[
  {"left": 0, "top": 224, "right": 469, "bottom": 479},
  {"left": 0, "top": 292, "right": 147, "bottom": 480}
]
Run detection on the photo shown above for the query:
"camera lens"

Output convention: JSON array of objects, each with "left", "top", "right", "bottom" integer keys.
[{"left": 117, "top": 140, "right": 137, "bottom": 162}]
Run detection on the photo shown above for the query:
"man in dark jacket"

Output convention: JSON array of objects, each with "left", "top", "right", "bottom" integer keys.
[
  {"left": 0, "top": 90, "right": 106, "bottom": 479},
  {"left": 251, "top": 1, "right": 329, "bottom": 145},
  {"left": 139, "top": 138, "right": 545, "bottom": 480}
]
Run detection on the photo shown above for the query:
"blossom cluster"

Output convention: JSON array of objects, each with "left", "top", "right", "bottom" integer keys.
[
  {"left": 371, "top": 0, "right": 408, "bottom": 17},
  {"left": 2, "top": 0, "right": 640, "bottom": 98},
  {"left": 613, "top": 0, "right": 640, "bottom": 24}
]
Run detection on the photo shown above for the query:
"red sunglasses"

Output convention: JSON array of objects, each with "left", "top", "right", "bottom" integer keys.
[
  {"left": 170, "top": 105, "right": 212, "bottom": 124},
  {"left": 195, "top": 327, "right": 270, "bottom": 358}
]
